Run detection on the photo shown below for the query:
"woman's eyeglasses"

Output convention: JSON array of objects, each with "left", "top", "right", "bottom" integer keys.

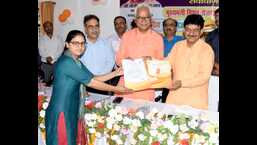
[{"left": 70, "top": 41, "right": 86, "bottom": 47}]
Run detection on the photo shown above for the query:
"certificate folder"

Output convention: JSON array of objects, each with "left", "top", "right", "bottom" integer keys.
[{"left": 122, "top": 58, "right": 172, "bottom": 90}]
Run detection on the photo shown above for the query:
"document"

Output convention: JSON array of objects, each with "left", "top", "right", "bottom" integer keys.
[{"left": 122, "top": 58, "right": 172, "bottom": 90}]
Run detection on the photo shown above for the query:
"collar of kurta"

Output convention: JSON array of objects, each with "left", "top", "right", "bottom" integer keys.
[
  {"left": 135, "top": 28, "right": 153, "bottom": 36},
  {"left": 85, "top": 36, "right": 100, "bottom": 45},
  {"left": 64, "top": 50, "right": 82, "bottom": 68}
]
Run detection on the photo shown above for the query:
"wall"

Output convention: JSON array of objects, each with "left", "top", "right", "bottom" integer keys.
[{"left": 38, "top": 0, "right": 120, "bottom": 40}]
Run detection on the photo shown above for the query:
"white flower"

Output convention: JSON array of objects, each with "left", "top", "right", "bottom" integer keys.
[
  {"left": 167, "top": 136, "right": 175, "bottom": 145},
  {"left": 200, "top": 113, "right": 209, "bottom": 122},
  {"left": 117, "top": 139, "right": 123, "bottom": 145},
  {"left": 87, "top": 121, "right": 95, "bottom": 127},
  {"left": 95, "top": 102, "right": 102, "bottom": 108},
  {"left": 38, "top": 91, "right": 44, "bottom": 96},
  {"left": 91, "top": 113, "right": 97, "bottom": 120},
  {"left": 108, "top": 109, "right": 117, "bottom": 117},
  {"left": 205, "top": 123, "right": 218, "bottom": 134},
  {"left": 209, "top": 133, "right": 219, "bottom": 144},
  {"left": 138, "top": 134, "right": 146, "bottom": 141},
  {"left": 149, "top": 137, "right": 153, "bottom": 144},
  {"left": 132, "top": 119, "right": 141, "bottom": 127},
  {"left": 200, "top": 122, "right": 209, "bottom": 131},
  {"left": 39, "top": 110, "right": 45, "bottom": 118},
  {"left": 163, "top": 120, "right": 174, "bottom": 130},
  {"left": 111, "top": 134, "right": 119, "bottom": 141},
  {"left": 131, "top": 125, "right": 138, "bottom": 133},
  {"left": 136, "top": 111, "right": 144, "bottom": 119},
  {"left": 96, "top": 132, "right": 102, "bottom": 138},
  {"left": 106, "top": 117, "right": 115, "bottom": 125},
  {"left": 129, "top": 138, "right": 137, "bottom": 145},
  {"left": 179, "top": 133, "right": 190, "bottom": 140},
  {"left": 39, "top": 123, "right": 45, "bottom": 129},
  {"left": 115, "top": 106, "right": 122, "bottom": 113},
  {"left": 157, "top": 112, "right": 164, "bottom": 119},
  {"left": 146, "top": 113, "right": 153, "bottom": 120},
  {"left": 147, "top": 108, "right": 158, "bottom": 119},
  {"left": 42, "top": 102, "right": 48, "bottom": 109},
  {"left": 116, "top": 114, "right": 123, "bottom": 122},
  {"left": 169, "top": 124, "right": 179, "bottom": 134},
  {"left": 150, "top": 129, "right": 158, "bottom": 136},
  {"left": 159, "top": 133, "right": 168, "bottom": 141},
  {"left": 151, "top": 108, "right": 159, "bottom": 114},
  {"left": 89, "top": 128, "right": 96, "bottom": 134},
  {"left": 121, "top": 108, "right": 128, "bottom": 115},
  {"left": 114, "top": 124, "right": 120, "bottom": 131},
  {"left": 179, "top": 124, "right": 189, "bottom": 132},
  {"left": 123, "top": 116, "right": 132, "bottom": 125},
  {"left": 188, "top": 118, "right": 199, "bottom": 129},
  {"left": 121, "top": 128, "right": 129, "bottom": 135},
  {"left": 192, "top": 134, "right": 205, "bottom": 144},
  {"left": 107, "top": 122, "right": 113, "bottom": 130},
  {"left": 97, "top": 116, "right": 105, "bottom": 124},
  {"left": 150, "top": 120, "right": 162, "bottom": 129},
  {"left": 84, "top": 113, "right": 92, "bottom": 121}
]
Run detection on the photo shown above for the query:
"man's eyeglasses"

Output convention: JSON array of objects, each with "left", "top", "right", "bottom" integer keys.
[
  {"left": 114, "top": 22, "right": 126, "bottom": 26},
  {"left": 164, "top": 23, "right": 176, "bottom": 27},
  {"left": 184, "top": 28, "right": 201, "bottom": 34},
  {"left": 70, "top": 41, "right": 86, "bottom": 47},
  {"left": 86, "top": 25, "right": 99, "bottom": 30},
  {"left": 136, "top": 16, "right": 151, "bottom": 21}
]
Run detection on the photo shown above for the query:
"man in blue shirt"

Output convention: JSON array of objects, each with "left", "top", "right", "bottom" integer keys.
[
  {"left": 206, "top": 8, "right": 219, "bottom": 111},
  {"left": 206, "top": 8, "right": 219, "bottom": 76},
  {"left": 80, "top": 14, "right": 115, "bottom": 95},
  {"left": 162, "top": 18, "right": 183, "bottom": 57},
  {"left": 155, "top": 18, "right": 183, "bottom": 103}
]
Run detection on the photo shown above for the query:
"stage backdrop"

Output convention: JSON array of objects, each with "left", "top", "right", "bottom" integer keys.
[{"left": 120, "top": 0, "right": 219, "bottom": 35}]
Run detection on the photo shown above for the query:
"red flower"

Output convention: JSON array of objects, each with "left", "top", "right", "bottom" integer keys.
[
  {"left": 38, "top": 95, "right": 45, "bottom": 111},
  {"left": 84, "top": 100, "right": 94, "bottom": 110},
  {"left": 97, "top": 123, "right": 105, "bottom": 129},
  {"left": 180, "top": 139, "right": 189, "bottom": 145},
  {"left": 151, "top": 141, "right": 160, "bottom": 145}
]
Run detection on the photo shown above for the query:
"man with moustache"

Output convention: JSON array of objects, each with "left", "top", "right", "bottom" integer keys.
[
  {"left": 38, "top": 21, "right": 64, "bottom": 85},
  {"left": 155, "top": 18, "right": 183, "bottom": 103},
  {"left": 108, "top": 16, "right": 127, "bottom": 54},
  {"left": 165, "top": 14, "right": 214, "bottom": 110},
  {"left": 80, "top": 14, "right": 115, "bottom": 96},
  {"left": 107, "top": 16, "right": 128, "bottom": 87},
  {"left": 116, "top": 3, "right": 164, "bottom": 101}
]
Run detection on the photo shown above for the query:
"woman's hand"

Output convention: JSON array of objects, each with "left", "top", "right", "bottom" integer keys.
[
  {"left": 114, "top": 67, "right": 124, "bottom": 77},
  {"left": 115, "top": 85, "right": 134, "bottom": 94}
]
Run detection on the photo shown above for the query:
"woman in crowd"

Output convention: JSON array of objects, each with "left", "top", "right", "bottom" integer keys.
[{"left": 45, "top": 30, "right": 133, "bottom": 145}]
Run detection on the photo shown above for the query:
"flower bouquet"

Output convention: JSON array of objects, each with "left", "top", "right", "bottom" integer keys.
[
  {"left": 38, "top": 94, "right": 49, "bottom": 141},
  {"left": 84, "top": 101, "right": 219, "bottom": 145}
]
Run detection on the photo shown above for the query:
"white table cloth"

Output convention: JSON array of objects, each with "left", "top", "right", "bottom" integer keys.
[{"left": 208, "top": 75, "right": 219, "bottom": 112}]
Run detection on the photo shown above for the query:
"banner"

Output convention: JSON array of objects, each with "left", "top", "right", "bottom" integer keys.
[{"left": 120, "top": 0, "right": 219, "bottom": 35}]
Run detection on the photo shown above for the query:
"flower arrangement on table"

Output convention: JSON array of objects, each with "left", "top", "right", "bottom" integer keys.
[
  {"left": 84, "top": 101, "right": 219, "bottom": 145},
  {"left": 38, "top": 94, "right": 49, "bottom": 140}
]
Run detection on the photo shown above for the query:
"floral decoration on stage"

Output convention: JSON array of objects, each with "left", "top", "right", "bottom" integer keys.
[
  {"left": 84, "top": 101, "right": 219, "bottom": 145},
  {"left": 38, "top": 94, "right": 49, "bottom": 139}
]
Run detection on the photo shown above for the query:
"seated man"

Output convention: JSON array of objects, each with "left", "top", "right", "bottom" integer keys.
[{"left": 38, "top": 21, "right": 64, "bottom": 85}]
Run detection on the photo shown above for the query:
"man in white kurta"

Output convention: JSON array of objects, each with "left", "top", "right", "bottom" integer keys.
[{"left": 38, "top": 21, "right": 64, "bottom": 84}]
